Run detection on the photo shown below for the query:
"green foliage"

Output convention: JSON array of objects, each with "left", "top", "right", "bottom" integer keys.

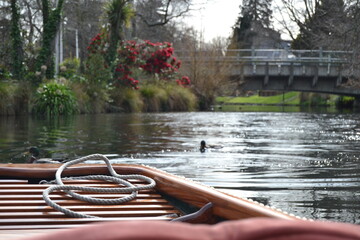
[
  {"left": 33, "top": 81, "right": 77, "bottom": 116},
  {"left": 164, "top": 84, "right": 197, "bottom": 111},
  {"left": 0, "top": 66, "right": 12, "bottom": 80},
  {"left": 0, "top": 82, "right": 14, "bottom": 115},
  {"left": 104, "top": 0, "right": 135, "bottom": 64},
  {"left": 111, "top": 87, "right": 143, "bottom": 112},
  {"left": 140, "top": 84, "right": 168, "bottom": 112},
  {"left": 85, "top": 53, "right": 112, "bottom": 85},
  {"left": 336, "top": 96, "right": 354, "bottom": 108},
  {"left": 0, "top": 81, "right": 31, "bottom": 115},
  {"left": 109, "top": 82, "right": 197, "bottom": 112},
  {"left": 59, "top": 58, "right": 80, "bottom": 79}
]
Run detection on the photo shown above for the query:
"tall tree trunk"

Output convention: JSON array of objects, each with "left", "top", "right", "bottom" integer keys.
[
  {"left": 10, "top": 0, "right": 24, "bottom": 80},
  {"left": 36, "top": 0, "right": 64, "bottom": 79}
]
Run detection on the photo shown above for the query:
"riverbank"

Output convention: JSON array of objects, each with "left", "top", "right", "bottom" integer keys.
[{"left": 215, "top": 92, "right": 355, "bottom": 112}]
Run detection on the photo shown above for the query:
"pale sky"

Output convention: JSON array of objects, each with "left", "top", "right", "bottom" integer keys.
[
  {"left": 185, "top": 0, "right": 293, "bottom": 42},
  {"left": 185, "top": 0, "right": 240, "bottom": 42}
]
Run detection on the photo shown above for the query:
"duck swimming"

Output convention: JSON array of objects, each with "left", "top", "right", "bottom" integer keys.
[
  {"left": 27, "top": 147, "right": 61, "bottom": 164},
  {"left": 200, "top": 140, "right": 206, "bottom": 153},
  {"left": 200, "top": 140, "right": 223, "bottom": 153}
]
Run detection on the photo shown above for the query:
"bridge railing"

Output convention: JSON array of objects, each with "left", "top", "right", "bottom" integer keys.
[{"left": 176, "top": 49, "right": 353, "bottom": 65}]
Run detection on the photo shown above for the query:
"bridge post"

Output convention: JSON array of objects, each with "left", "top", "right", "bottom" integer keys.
[
  {"left": 251, "top": 48, "right": 256, "bottom": 74},
  {"left": 336, "top": 65, "right": 343, "bottom": 87},
  {"left": 264, "top": 62, "right": 269, "bottom": 86},
  {"left": 288, "top": 62, "right": 294, "bottom": 86},
  {"left": 312, "top": 66, "right": 319, "bottom": 87}
]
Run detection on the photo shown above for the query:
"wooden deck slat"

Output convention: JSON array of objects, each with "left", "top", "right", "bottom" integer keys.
[
  {"left": 0, "top": 192, "right": 160, "bottom": 199},
  {"left": 0, "top": 198, "right": 169, "bottom": 207},
  {"left": 0, "top": 188, "right": 155, "bottom": 193},
  {"left": 0, "top": 216, "right": 176, "bottom": 228},
  {"left": 0, "top": 184, "right": 151, "bottom": 189},
  {"left": 0, "top": 204, "right": 176, "bottom": 212},
  {"left": 0, "top": 180, "right": 28, "bottom": 184},
  {"left": 0, "top": 209, "right": 179, "bottom": 218}
]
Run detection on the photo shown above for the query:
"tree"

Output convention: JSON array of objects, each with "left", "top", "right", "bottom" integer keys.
[
  {"left": 291, "top": 0, "right": 348, "bottom": 49},
  {"left": 62, "top": 1, "right": 104, "bottom": 62},
  {"left": 135, "top": 0, "right": 192, "bottom": 27},
  {"left": 231, "top": 0, "right": 277, "bottom": 49},
  {"left": 278, "top": 0, "right": 349, "bottom": 50},
  {"left": 10, "top": 0, "right": 24, "bottom": 79},
  {"left": 241, "top": 0, "right": 273, "bottom": 28},
  {"left": 104, "top": 0, "right": 134, "bottom": 65},
  {"left": 35, "top": 0, "right": 65, "bottom": 78},
  {"left": 177, "top": 30, "right": 232, "bottom": 110}
]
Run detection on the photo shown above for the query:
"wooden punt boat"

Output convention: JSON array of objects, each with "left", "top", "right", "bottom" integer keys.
[{"left": 0, "top": 161, "right": 299, "bottom": 239}]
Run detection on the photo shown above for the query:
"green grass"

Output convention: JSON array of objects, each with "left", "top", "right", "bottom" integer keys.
[
  {"left": 216, "top": 92, "right": 301, "bottom": 105},
  {"left": 216, "top": 92, "right": 341, "bottom": 107}
]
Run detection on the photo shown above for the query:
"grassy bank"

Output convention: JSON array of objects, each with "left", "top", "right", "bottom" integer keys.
[
  {"left": 217, "top": 92, "right": 302, "bottom": 105},
  {"left": 215, "top": 92, "right": 347, "bottom": 111},
  {"left": 0, "top": 80, "right": 197, "bottom": 116}
]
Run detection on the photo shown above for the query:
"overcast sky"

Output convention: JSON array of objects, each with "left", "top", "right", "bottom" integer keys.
[{"left": 184, "top": 0, "right": 295, "bottom": 42}]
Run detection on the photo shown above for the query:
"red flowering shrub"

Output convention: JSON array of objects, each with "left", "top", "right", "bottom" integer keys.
[
  {"left": 176, "top": 76, "right": 191, "bottom": 87},
  {"left": 87, "top": 33, "right": 108, "bottom": 55},
  {"left": 87, "top": 36, "right": 190, "bottom": 90}
]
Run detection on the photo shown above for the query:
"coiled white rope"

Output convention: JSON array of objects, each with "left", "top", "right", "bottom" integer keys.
[{"left": 42, "top": 154, "right": 156, "bottom": 218}]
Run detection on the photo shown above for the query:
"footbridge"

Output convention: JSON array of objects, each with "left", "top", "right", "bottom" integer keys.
[
  {"left": 229, "top": 49, "right": 359, "bottom": 96},
  {"left": 180, "top": 49, "right": 360, "bottom": 97}
]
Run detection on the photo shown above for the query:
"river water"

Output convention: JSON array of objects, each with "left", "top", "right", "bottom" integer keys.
[{"left": 0, "top": 111, "right": 359, "bottom": 224}]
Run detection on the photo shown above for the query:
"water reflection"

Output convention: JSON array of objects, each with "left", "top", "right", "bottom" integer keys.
[{"left": 0, "top": 112, "right": 359, "bottom": 224}]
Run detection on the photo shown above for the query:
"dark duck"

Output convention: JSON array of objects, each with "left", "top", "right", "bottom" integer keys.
[
  {"left": 27, "top": 147, "right": 60, "bottom": 164},
  {"left": 200, "top": 140, "right": 223, "bottom": 153}
]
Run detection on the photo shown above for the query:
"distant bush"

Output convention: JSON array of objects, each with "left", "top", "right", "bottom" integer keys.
[
  {"left": 336, "top": 96, "right": 354, "bottom": 108},
  {"left": 111, "top": 87, "right": 143, "bottom": 112},
  {"left": 164, "top": 84, "right": 197, "bottom": 111},
  {"left": 33, "top": 81, "right": 77, "bottom": 116},
  {"left": 140, "top": 84, "right": 168, "bottom": 112},
  {"left": 84, "top": 53, "right": 112, "bottom": 85},
  {"left": 59, "top": 58, "right": 80, "bottom": 79},
  {"left": 0, "top": 82, "right": 15, "bottom": 115}
]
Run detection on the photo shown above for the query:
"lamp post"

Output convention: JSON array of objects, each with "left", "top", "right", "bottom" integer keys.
[
  {"left": 66, "top": 27, "right": 79, "bottom": 59},
  {"left": 55, "top": 0, "right": 63, "bottom": 76}
]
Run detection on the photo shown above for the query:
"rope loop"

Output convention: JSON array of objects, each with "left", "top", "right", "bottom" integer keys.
[{"left": 42, "top": 154, "right": 156, "bottom": 218}]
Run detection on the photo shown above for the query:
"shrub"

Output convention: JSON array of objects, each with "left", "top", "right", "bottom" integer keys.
[
  {"left": 110, "top": 87, "right": 143, "bottom": 112},
  {"left": 140, "top": 84, "right": 168, "bottom": 112},
  {"left": 336, "top": 96, "right": 354, "bottom": 108},
  {"left": 165, "top": 84, "right": 197, "bottom": 111},
  {"left": 59, "top": 57, "right": 81, "bottom": 79},
  {"left": 0, "top": 82, "right": 14, "bottom": 115},
  {"left": 85, "top": 53, "right": 112, "bottom": 85},
  {"left": 0, "top": 66, "right": 12, "bottom": 80},
  {"left": 33, "top": 81, "right": 77, "bottom": 116}
]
